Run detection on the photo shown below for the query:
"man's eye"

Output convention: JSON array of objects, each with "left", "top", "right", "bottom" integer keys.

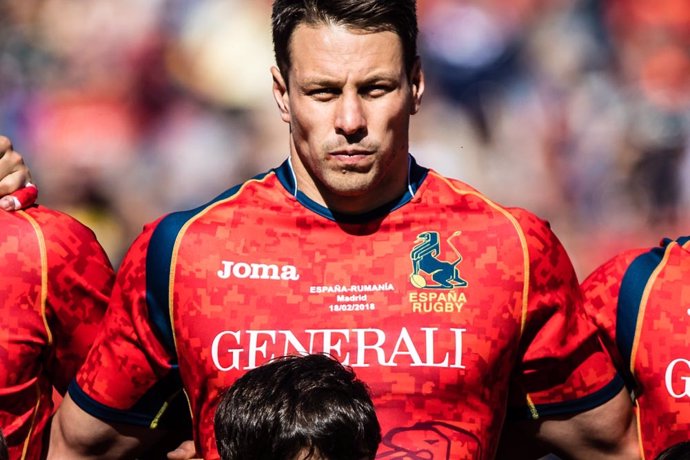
[
  {"left": 364, "top": 86, "right": 391, "bottom": 98},
  {"left": 308, "top": 88, "right": 338, "bottom": 100}
]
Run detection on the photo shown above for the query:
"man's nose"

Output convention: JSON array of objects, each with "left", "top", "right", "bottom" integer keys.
[{"left": 334, "top": 93, "right": 366, "bottom": 137}]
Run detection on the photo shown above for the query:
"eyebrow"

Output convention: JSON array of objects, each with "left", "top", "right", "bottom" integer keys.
[
  {"left": 300, "top": 77, "right": 340, "bottom": 88},
  {"left": 299, "top": 72, "right": 400, "bottom": 88}
]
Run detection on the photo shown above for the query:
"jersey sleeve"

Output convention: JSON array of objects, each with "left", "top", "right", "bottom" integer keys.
[
  {"left": 38, "top": 208, "right": 115, "bottom": 394},
  {"left": 506, "top": 210, "right": 623, "bottom": 419},
  {"left": 69, "top": 220, "right": 184, "bottom": 427},
  {"left": 580, "top": 248, "right": 648, "bottom": 377}
]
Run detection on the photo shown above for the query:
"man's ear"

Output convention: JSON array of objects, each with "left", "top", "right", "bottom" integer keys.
[
  {"left": 271, "top": 66, "right": 291, "bottom": 124},
  {"left": 409, "top": 57, "right": 424, "bottom": 115}
]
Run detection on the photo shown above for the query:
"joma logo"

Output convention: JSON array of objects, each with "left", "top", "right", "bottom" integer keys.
[{"left": 217, "top": 261, "right": 300, "bottom": 281}]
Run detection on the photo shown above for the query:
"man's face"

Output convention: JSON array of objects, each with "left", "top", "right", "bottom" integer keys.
[{"left": 272, "top": 23, "right": 424, "bottom": 214}]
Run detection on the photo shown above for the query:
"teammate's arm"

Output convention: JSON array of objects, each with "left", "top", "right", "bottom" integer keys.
[
  {"left": 499, "top": 211, "right": 640, "bottom": 459},
  {"left": 535, "top": 387, "right": 639, "bottom": 458},
  {"left": 48, "top": 395, "right": 201, "bottom": 460},
  {"left": 497, "top": 387, "right": 639, "bottom": 459},
  {"left": 48, "top": 394, "right": 156, "bottom": 459},
  {"left": 0, "top": 135, "right": 37, "bottom": 210}
]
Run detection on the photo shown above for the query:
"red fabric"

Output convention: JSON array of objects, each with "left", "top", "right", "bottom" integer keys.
[
  {"left": 76, "top": 163, "right": 617, "bottom": 459},
  {"left": 8, "top": 184, "right": 38, "bottom": 210},
  {"left": 0, "top": 206, "right": 114, "bottom": 460},
  {"left": 582, "top": 238, "right": 690, "bottom": 459}
]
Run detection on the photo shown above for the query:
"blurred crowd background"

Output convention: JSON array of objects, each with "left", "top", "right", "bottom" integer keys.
[{"left": 1, "top": 0, "right": 689, "bottom": 278}]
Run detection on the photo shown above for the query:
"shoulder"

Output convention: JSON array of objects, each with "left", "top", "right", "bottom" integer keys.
[
  {"left": 3, "top": 205, "right": 114, "bottom": 296},
  {"left": 152, "top": 170, "right": 282, "bottom": 234},
  {"left": 425, "top": 171, "right": 548, "bottom": 224},
  {"left": 424, "top": 170, "right": 559, "bottom": 256},
  {"left": 422, "top": 169, "right": 487, "bottom": 201},
  {"left": 8, "top": 205, "right": 109, "bottom": 252},
  {"left": 582, "top": 247, "right": 653, "bottom": 291},
  {"left": 584, "top": 236, "right": 689, "bottom": 288}
]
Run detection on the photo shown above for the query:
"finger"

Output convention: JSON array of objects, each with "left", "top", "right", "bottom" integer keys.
[
  {"left": 0, "top": 170, "right": 31, "bottom": 199},
  {"left": 0, "top": 183, "right": 38, "bottom": 211},
  {"left": 167, "top": 450, "right": 202, "bottom": 460},
  {"left": 166, "top": 440, "right": 198, "bottom": 460},
  {"left": 8, "top": 183, "right": 38, "bottom": 210},
  {"left": 0, "top": 196, "right": 19, "bottom": 211},
  {"left": 0, "top": 142, "right": 30, "bottom": 190},
  {"left": 0, "top": 135, "right": 11, "bottom": 157}
]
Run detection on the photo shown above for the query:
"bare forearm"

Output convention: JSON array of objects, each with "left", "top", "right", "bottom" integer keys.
[
  {"left": 498, "top": 388, "right": 640, "bottom": 460},
  {"left": 538, "top": 388, "right": 639, "bottom": 459},
  {"left": 48, "top": 394, "right": 152, "bottom": 460}
]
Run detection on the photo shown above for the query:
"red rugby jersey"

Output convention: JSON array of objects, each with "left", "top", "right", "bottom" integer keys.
[
  {"left": 73, "top": 157, "right": 620, "bottom": 459},
  {"left": 582, "top": 236, "right": 690, "bottom": 460},
  {"left": 0, "top": 206, "right": 114, "bottom": 460}
]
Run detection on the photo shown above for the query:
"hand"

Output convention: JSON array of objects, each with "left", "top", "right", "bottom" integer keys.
[
  {"left": 166, "top": 440, "right": 201, "bottom": 460},
  {"left": 0, "top": 135, "right": 37, "bottom": 211}
]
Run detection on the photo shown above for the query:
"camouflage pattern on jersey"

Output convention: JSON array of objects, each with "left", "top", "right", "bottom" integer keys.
[
  {"left": 0, "top": 206, "right": 114, "bottom": 460},
  {"left": 582, "top": 236, "right": 690, "bottom": 459},
  {"left": 74, "top": 158, "right": 619, "bottom": 459}
]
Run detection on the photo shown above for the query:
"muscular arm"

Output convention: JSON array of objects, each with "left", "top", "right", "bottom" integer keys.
[
  {"left": 497, "top": 388, "right": 640, "bottom": 459},
  {"left": 48, "top": 394, "right": 161, "bottom": 460}
]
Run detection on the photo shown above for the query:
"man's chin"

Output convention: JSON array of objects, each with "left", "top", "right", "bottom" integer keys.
[{"left": 326, "top": 176, "right": 375, "bottom": 196}]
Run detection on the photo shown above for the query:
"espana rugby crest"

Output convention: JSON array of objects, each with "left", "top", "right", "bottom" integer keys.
[{"left": 410, "top": 231, "right": 468, "bottom": 289}]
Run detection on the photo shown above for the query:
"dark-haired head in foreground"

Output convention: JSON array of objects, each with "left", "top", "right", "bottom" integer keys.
[
  {"left": 656, "top": 441, "right": 690, "bottom": 460},
  {"left": 214, "top": 353, "right": 381, "bottom": 460},
  {"left": 0, "top": 429, "right": 7, "bottom": 460}
]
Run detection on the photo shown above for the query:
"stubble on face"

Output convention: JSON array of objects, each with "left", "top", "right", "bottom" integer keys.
[{"left": 278, "top": 23, "right": 421, "bottom": 214}]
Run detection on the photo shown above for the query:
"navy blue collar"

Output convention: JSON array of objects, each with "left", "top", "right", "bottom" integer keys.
[{"left": 274, "top": 154, "right": 428, "bottom": 223}]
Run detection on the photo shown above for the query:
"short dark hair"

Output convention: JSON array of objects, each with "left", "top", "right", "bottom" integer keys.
[
  {"left": 656, "top": 442, "right": 690, "bottom": 460},
  {"left": 271, "top": 0, "right": 418, "bottom": 81},
  {"left": 215, "top": 353, "right": 381, "bottom": 460}
]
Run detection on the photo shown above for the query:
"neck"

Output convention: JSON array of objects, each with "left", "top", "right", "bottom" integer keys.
[{"left": 288, "top": 152, "right": 410, "bottom": 216}]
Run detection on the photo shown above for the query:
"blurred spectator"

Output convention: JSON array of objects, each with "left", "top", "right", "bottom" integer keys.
[
  {"left": 1, "top": 0, "right": 688, "bottom": 276},
  {"left": 626, "top": 94, "right": 687, "bottom": 226}
]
